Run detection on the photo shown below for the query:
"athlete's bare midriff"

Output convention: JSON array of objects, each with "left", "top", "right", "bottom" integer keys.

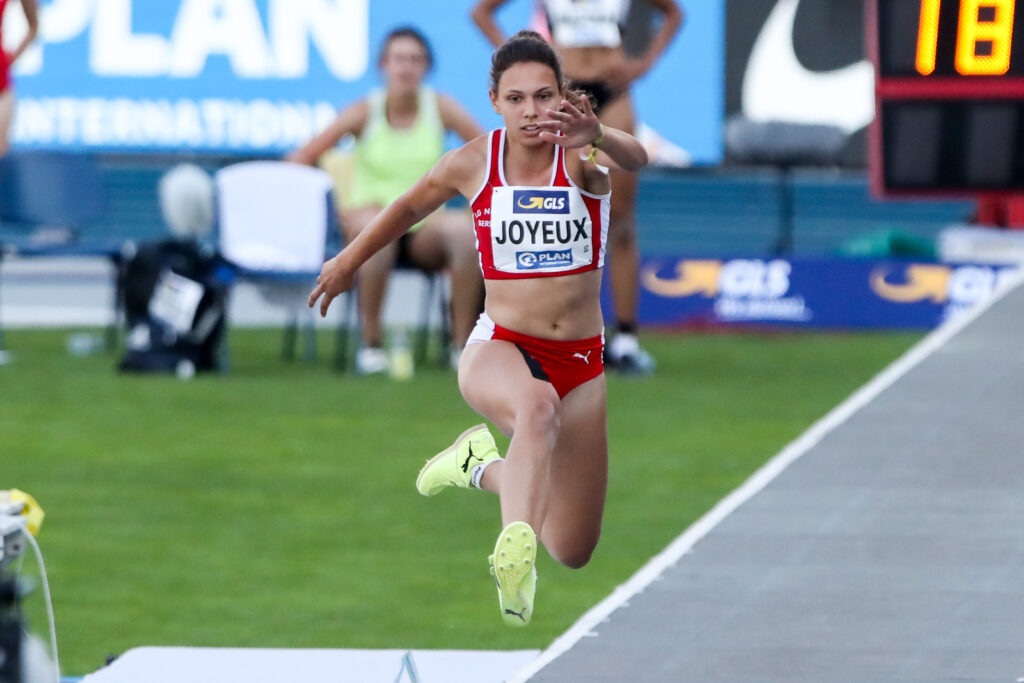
[
  {"left": 559, "top": 45, "right": 627, "bottom": 82},
  {"left": 483, "top": 269, "right": 604, "bottom": 340}
]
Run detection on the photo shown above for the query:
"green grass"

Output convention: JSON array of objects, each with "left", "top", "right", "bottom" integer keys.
[{"left": 1, "top": 327, "right": 919, "bottom": 675}]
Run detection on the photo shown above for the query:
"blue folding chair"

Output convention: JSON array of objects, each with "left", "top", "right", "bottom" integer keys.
[{"left": 0, "top": 152, "right": 122, "bottom": 356}]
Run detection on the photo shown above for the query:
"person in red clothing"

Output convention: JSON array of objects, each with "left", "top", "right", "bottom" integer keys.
[
  {"left": 308, "top": 30, "right": 648, "bottom": 626},
  {"left": 0, "top": 0, "right": 39, "bottom": 156}
]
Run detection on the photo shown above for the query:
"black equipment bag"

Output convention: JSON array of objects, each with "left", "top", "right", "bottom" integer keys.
[{"left": 118, "top": 239, "right": 229, "bottom": 374}]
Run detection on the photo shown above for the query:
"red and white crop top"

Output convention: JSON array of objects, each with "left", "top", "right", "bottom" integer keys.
[{"left": 470, "top": 129, "right": 609, "bottom": 280}]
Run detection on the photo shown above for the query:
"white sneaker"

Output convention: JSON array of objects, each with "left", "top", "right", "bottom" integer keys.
[
  {"left": 606, "top": 333, "right": 655, "bottom": 375},
  {"left": 607, "top": 332, "right": 639, "bottom": 360},
  {"left": 355, "top": 346, "right": 390, "bottom": 375}
]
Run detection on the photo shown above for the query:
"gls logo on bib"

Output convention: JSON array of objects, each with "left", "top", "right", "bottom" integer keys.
[{"left": 513, "top": 190, "right": 570, "bottom": 214}]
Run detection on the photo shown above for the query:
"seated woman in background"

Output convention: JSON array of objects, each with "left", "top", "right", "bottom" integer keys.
[{"left": 289, "top": 26, "right": 485, "bottom": 374}]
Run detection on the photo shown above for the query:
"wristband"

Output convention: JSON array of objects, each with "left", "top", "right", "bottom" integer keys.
[{"left": 586, "top": 124, "right": 606, "bottom": 163}]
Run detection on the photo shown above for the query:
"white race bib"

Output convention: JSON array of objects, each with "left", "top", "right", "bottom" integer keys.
[{"left": 489, "top": 186, "right": 596, "bottom": 275}]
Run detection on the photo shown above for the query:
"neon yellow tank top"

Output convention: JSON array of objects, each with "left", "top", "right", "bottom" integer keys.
[{"left": 347, "top": 87, "right": 444, "bottom": 228}]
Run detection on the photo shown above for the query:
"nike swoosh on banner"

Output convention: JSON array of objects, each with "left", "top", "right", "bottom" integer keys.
[{"left": 742, "top": 0, "right": 875, "bottom": 134}]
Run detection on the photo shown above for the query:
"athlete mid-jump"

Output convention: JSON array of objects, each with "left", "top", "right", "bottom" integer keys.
[{"left": 309, "top": 31, "right": 648, "bottom": 625}]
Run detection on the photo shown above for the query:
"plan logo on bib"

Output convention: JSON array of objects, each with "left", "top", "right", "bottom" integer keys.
[{"left": 517, "top": 250, "right": 573, "bottom": 269}]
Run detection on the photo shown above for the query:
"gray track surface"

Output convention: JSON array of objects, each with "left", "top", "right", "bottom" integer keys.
[{"left": 530, "top": 285, "right": 1024, "bottom": 682}]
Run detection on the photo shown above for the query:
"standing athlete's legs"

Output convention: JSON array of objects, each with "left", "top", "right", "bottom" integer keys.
[
  {"left": 598, "top": 94, "right": 639, "bottom": 329},
  {"left": 597, "top": 93, "right": 655, "bottom": 373},
  {"left": 608, "top": 168, "right": 640, "bottom": 330}
]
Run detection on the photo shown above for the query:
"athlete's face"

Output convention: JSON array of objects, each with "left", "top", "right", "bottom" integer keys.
[
  {"left": 490, "top": 62, "right": 562, "bottom": 146},
  {"left": 381, "top": 37, "right": 430, "bottom": 93}
]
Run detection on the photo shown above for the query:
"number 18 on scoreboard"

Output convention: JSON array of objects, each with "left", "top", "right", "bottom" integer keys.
[{"left": 869, "top": 0, "right": 1024, "bottom": 195}]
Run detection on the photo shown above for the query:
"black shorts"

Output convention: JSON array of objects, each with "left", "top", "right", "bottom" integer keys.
[
  {"left": 396, "top": 231, "right": 415, "bottom": 268},
  {"left": 568, "top": 79, "right": 627, "bottom": 112}
]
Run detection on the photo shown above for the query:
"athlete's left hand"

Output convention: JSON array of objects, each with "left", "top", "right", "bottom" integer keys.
[{"left": 538, "top": 97, "right": 602, "bottom": 150}]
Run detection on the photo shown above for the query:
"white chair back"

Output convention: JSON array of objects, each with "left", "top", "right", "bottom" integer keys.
[{"left": 215, "top": 161, "right": 334, "bottom": 273}]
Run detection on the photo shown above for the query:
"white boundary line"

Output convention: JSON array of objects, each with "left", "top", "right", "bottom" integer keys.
[{"left": 508, "top": 269, "right": 1024, "bottom": 683}]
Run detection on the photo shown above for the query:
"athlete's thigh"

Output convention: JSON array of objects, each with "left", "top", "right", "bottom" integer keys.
[
  {"left": 458, "top": 339, "right": 560, "bottom": 438},
  {"left": 543, "top": 375, "right": 608, "bottom": 542}
]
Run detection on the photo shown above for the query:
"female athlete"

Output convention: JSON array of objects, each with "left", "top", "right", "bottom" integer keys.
[{"left": 309, "top": 30, "right": 648, "bottom": 626}]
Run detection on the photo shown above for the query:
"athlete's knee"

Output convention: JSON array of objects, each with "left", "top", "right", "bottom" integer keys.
[
  {"left": 548, "top": 531, "right": 599, "bottom": 569},
  {"left": 514, "top": 387, "right": 561, "bottom": 438}
]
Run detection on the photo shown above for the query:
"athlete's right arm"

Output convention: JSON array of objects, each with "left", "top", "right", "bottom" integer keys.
[
  {"left": 470, "top": 0, "right": 514, "bottom": 48},
  {"left": 307, "top": 139, "right": 487, "bottom": 316},
  {"left": 286, "top": 100, "right": 368, "bottom": 166}
]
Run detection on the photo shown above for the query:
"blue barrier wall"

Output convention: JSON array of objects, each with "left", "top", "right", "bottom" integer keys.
[
  {"left": 80, "top": 161, "right": 974, "bottom": 254},
  {"left": 627, "top": 168, "right": 971, "bottom": 257}
]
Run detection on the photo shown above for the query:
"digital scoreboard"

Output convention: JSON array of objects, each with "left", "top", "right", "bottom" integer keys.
[{"left": 869, "top": 0, "right": 1024, "bottom": 195}]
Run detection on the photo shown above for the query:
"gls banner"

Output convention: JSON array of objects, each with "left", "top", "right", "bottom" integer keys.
[
  {"left": 4, "top": 0, "right": 724, "bottom": 159},
  {"left": 618, "top": 256, "right": 1020, "bottom": 330}
]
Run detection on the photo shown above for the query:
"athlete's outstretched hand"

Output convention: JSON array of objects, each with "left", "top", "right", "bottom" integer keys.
[
  {"left": 538, "top": 96, "right": 602, "bottom": 150},
  {"left": 307, "top": 252, "right": 355, "bottom": 317}
]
